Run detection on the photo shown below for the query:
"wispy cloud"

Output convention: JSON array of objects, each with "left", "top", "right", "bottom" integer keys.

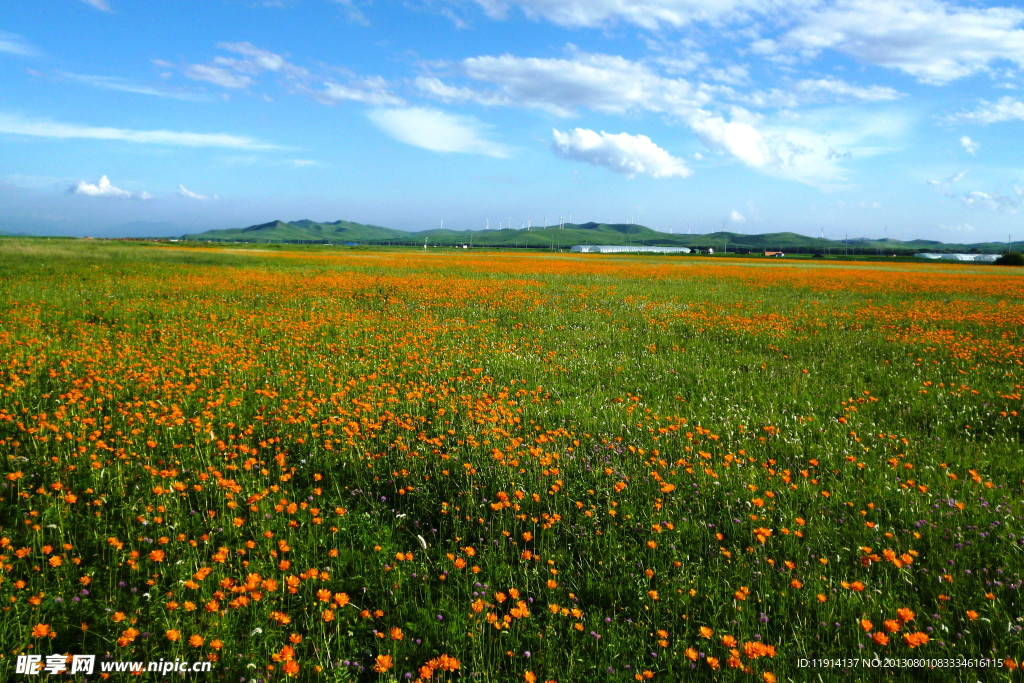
[
  {"left": 184, "top": 64, "right": 253, "bottom": 89},
  {"left": 309, "top": 78, "right": 405, "bottom": 106},
  {"left": 946, "top": 97, "right": 1024, "bottom": 124},
  {"left": 332, "top": 0, "right": 369, "bottom": 24},
  {"left": 0, "top": 31, "right": 39, "bottom": 57},
  {"left": 419, "top": 51, "right": 705, "bottom": 117},
  {"left": 367, "top": 107, "right": 509, "bottom": 157},
  {"left": 960, "top": 135, "right": 978, "bottom": 155},
  {"left": 778, "top": 0, "right": 1024, "bottom": 84},
  {"left": 729, "top": 209, "right": 746, "bottom": 222},
  {"left": 79, "top": 0, "right": 112, "bottom": 11},
  {"left": 469, "top": 0, "right": 783, "bottom": 30},
  {"left": 178, "top": 184, "right": 217, "bottom": 200},
  {"left": 551, "top": 128, "right": 691, "bottom": 178},
  {"left": 59, "top": 72, "right": 209, "bottom": 100},
  {"left": 0, "top": 113, "right": 279, "bottom": 149},
  {"left": 71, "top": 175, "right": 149, "bottom": 199}
]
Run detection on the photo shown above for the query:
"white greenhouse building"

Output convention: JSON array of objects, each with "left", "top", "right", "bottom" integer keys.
[
  {"left": 570, "top": 245, "right": 691, "bottom": 254},
  {"left": 913, "top": 253, "right": 1000, "bottom": 263}
]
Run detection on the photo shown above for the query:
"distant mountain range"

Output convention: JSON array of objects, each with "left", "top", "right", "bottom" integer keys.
[{"left": 182, "top": 219, "right": 1024, "bottom": 254}]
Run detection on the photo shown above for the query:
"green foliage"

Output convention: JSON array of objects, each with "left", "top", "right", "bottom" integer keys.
[{"left": 995, "top": 251, "right": 1024, "bottom": 266}]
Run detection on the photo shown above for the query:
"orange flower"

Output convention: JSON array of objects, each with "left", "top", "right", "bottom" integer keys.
[
  {"left": 966, "top": 610, "right": 979, "bottom": 621},
  {"left": 166, "top": 629, "right": 181, "bottom": 642},
  {"left": 883, "top": 619, "right": 900, "bottom": 633},
  {"left": 374, "top": 654, "right": 393, "bottom": 673},
  {"left": 700, "top": 626, "right": 712, "bottom": 639},
  {"left": 282, "top": 660, "right": 300, "bottom": 677},
  {"left": 525, "top": 673, "right": 537, "bottom": 683},
  {"left": 897, "top": 608, "right": 914, "bottom": 623},
  {"left": 860, "top": 619, "right": 873, "bottom": 632},
  {"left": 872, "top": 632, "right": 889, "bottom": 646},
  {"left": 322, "top": 609, "right": 334, "bottom": 622},
  {"left": 390, "top": 627, "right": 403, "bottom": 641},
  {"left": 903, "top": 631, "right": 929, "bottom": 648},
  {"left": 149, "top": 549, "right": 165, "bottom": 562},
  {"left": 189, "top": 634, "right": 204, "bottom": 648},
  {"left": 31, "top": 623, "right": 50, "bottom": 638}
]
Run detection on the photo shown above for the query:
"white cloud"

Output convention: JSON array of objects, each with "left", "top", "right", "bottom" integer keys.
[
  {"left": 71, "top": 176, "right": 148, "bottom": 199},
  {"left": 178, "top": 184, "right": 217, "bottom": 200},
  {"left": 0, "top": 31, "right": 38, "bottom": 57},
  {"left": 551, "top": 128, "right": 691, "bottom": 178},
  {"left": 960, "top": 135, "right": 978, "bottom": 154},
  {"left": 947, "top": 97, "right": 1024, "bottom": 124},
  {"left": 184, "top": 64, "right": 253, "bottom": 89},
  {"left": 961, "top": 188, "right": 1024, "bottom": 211},
  {"left": 60, "top": 72, "right": 208, "bottom": 100},
  {"left": 421, "top": 52, "right": 705, "bottom": 117},
  {"left": 332, "top": 0, "right": 369, "bottom": 24},
  {"left": 782, "top": 0, "right": 1024, "bottom": 84},
  {"left": 686, "top": 110, "right": 771, "bottom": 167},
  {"left": 214, "top": 42, "right": 309, "bottom": 80},
  {"left": 312, "top": 79, "right": 405, "bottom": 106},
  {"left": 367, "top": 107, "right": 509, "bottom": 157},
  {"left": 0, "top": 113, "right": 278, "bottom": 149},
  {"left": 79, "top": 0, "right": 112, "bottom": 11},
  {"left": 793, "top": 78, "right": 902, "bottom": 103},
  {"left": 470, "top": 0, "right": 801, "bottom": 29},
  {"left": 729, "top": 209, "right": 746, "bottom": 222}
]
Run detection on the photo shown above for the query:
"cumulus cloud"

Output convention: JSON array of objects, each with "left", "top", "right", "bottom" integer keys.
[
  {"left": 367, "top": 107, "right": 509, "bottom": 157},
  {"left": 0, "top": 31, "right": 38, "bottom": 57},
  {"left": 781, "top": 0, "right": 1024, "bottom": 84},
  {"left": 0, "top": 113, "right": 278, "bottom": 149},
  {"left": 178, "top": 184, "right": 217, "bottom": 200},
  {"left": 71, "top": 175, "right": 149, "bottom": 199},
  {"left": 685, "top": 110, "right": 771, "bottom": 168},
  {"left": 946, "top": 97, "right": 1024, "bottom": 124},
  {"left": 960, "top": 136, "right": 978, "bottom": 154},
  {"left": 729, "top": 209, "right": 746, "bottom": 222},
  {"left": 551, "top": 128, "right": 691, "bottom": 178}
]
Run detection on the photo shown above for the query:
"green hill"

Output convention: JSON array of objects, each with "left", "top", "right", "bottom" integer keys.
[{"left": 182, "top": 219, "right": 1024, "bottom": 255}]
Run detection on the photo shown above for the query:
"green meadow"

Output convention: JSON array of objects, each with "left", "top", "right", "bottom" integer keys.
[{"left": 0, "top": 239, "right": 1021, "bottom": 681}]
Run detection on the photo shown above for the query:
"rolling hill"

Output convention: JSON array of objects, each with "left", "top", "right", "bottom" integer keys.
[{"left": 182, "top": 219, "right": 1024, "bottom": 255}]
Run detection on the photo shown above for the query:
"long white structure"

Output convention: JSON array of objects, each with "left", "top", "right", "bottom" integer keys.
[
  {"left": 571, "top": 245, "right": 691, "bottom": 254},
  {"left": 914, "top": 253, "right": 999, "bottom": 263}
]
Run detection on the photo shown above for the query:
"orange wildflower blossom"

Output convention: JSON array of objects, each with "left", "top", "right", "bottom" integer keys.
[{"left": 903, "top": 632, "right": 929, "bottom": 648}]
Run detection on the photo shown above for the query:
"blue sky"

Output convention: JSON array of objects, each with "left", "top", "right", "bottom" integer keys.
[{"left": 2, "top": 0, "right": 1024, "bottom": 242}]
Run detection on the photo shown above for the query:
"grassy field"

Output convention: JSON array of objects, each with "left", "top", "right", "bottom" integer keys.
[{"left": 0, "top": 239, "right": 1022, "bottom": 681}]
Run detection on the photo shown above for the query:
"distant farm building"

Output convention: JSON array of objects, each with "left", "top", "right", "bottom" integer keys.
[
  {"left": 570, "top": 245, "right": 692, "bottom": 254},
  {"left": 764, "top": 251, "right": 785, "bottom": 257},
  {"left": 914, "top": 253, "right": 999, "bottom": 263}
]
